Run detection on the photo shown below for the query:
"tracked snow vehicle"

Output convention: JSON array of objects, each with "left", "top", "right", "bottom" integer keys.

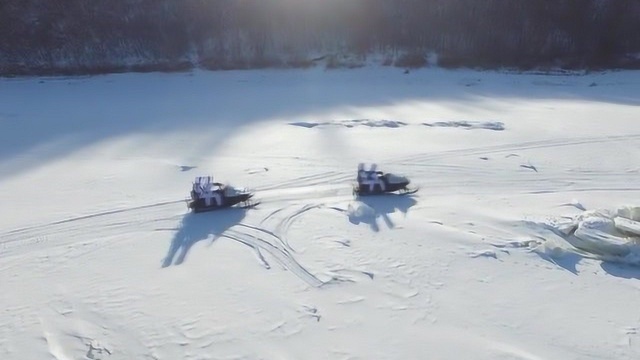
[
  {"left": 188, "top": 176, "right": 258, "bottom": 212},
  {"left": 353, "top": 164, "right": 418, "bottom": 196}
]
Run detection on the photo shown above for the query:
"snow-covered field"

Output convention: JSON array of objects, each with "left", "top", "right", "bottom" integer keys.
[{"left": 1, "top": 67, "right": 640, "bottom": 360}]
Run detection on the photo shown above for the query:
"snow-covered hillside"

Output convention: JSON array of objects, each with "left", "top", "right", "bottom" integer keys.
[{"left": 1, "top": 67, "right": 639, "bottom": 359}]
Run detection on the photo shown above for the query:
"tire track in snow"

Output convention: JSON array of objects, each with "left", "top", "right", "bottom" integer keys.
[
  {"left": 260, "top": 204, "right": 323, "bottom": 252},
  {"left": 5, "top": 133, "right": 636, "bottom": 262},
  {"left": 220, "top": 227, "right": 325, "bottom": 287},
  {"left": 214, "top": 202, "right": 347, "bottom": 287},
  {"left": 0, "top": 180, "right": 351, "bottom": 261},
  {"left": 383, "top": 133, "right": 640, "bottom": 195},
  {"left": 3, "top": 199, "right": 183, "bottom": 237},
  {"left": 260, "top": 203, "right": 346, "bottom": 252},
  {"left": 413, "top": 168, "right": 639, "bottom": 196},
  {"left": 256, "top": 170, "right": 349, "bottom": 191},
  {"left": 392, "top": 133, "right": 640, "bottom": 165},
  {"left": 235, "top": 223, "right": 294, "bottom": 253},
  {"left": 0, "top": 201, "right": 183, "bottom": 259},
  {"left": 527, "top": 186, "right": 640, "bottom": 194},
  {"left": 256, "top": 183, "right": 353, "bottom": 204},
  {"left": 251, "top": 133, "right": 640, "bottom": 202},
  {"left": 274, "top": 204, "right": 325, "bottom": 236}
]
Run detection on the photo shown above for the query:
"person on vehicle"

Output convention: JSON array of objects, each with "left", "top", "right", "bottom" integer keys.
[
  {"left": 194, "top": 176, "right": 222, "bottom": 206},
  {"left": 210, "top": 182, "right": 224, "bottom": 206},
  {"left": 367, "top": 171, "right": 386, "bottom": 192},
  {"left": 357, "top": 163, "right": 385, "bottom": 192},
  {"left": 357, "top": 163, "right": 366, "bottom": 183}
]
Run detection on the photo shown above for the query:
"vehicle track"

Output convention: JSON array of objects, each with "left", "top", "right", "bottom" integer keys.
[
  {"left": 221, "top": 227, "right": 325, "bottom": 287},
  {"left": 256, "top": 170, "right": 350, "bottom": 191},
  {"left": 3, "top": 200, "right": 183, "bottom": 237},
  {"left": 0, "top": 201, "right": 183, "bottom": 259},
  {"left": 391, "top": 133, "right": 640, "bottom": 165},
  {"left": 3, "top": 132, "right": 638, "bottom": 265}
]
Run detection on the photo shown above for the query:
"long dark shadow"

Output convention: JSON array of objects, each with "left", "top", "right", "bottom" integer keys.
[
  {"left": 2, "top": 69, "right": 637, "bottom": 178},
  {"left": 348, "top": 194, "right": 417, "bottom": 232},
  {"left": 162, "top": 208, "right": 247, "bottom": 267}
]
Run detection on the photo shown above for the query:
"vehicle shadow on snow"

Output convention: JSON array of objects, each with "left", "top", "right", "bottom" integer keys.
[
  {"left": 162, "top": 208, "right": 246, "bottom": 267},
  {"left": 348, "top": 195, "right": 417, "bottom": 232}
]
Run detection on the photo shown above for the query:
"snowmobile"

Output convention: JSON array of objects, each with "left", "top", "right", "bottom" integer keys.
[
  {"left": 353, "top": 165, "right": 418, "bottom": 196},
  {"left": 188, "top": 176, "right": 258, "bottom": 212}
]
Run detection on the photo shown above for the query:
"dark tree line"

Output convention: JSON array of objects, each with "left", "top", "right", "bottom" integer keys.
[{"left": 1, "top": 0, "right": 639, "bottom": 75}]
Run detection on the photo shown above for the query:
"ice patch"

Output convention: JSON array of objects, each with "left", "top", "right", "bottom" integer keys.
[
  {"left": 617, "top": 205, "right": 640, "bottom": 222},
  {"left": 614, "top": 217, "right": 640, "bottom": 238},
  {"left": 574, "top": 215, "right": 630, "bottom": 257},
  {"left": 469, "top": 249, "right": 498, "bottom": 259},
  {"left": 520, "top": 163, "right": 538, "bottom": 172},
  {"left": 289, "top": 121, "right": 319, "bottom": 128},
  {"left": 423, "top": 121, "right": 505, "bottom": 131},
  {"left": 535, "top": 237, "right": 574, "bottom": 258},
  {"left": 351, "top": 119, "right": 407, "bottom": 128},
  {"left": 559, "top": 199, "right": 586, "bottom": 211},
  {"left": 290, "top": 119, "right": 504, "bottom": 130},
  {"left": 178, "top": 165, "right": 197, "bottom": 172},
  {"left": 289, "top": 119, "right": 407, "bottom": 129},
  {"left": 543, "top": 206, "right": 640, "bottom": 265}
]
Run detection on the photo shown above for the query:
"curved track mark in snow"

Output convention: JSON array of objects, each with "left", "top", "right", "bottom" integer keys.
[
  {"left": 260, "top": 207, "right": 287, "bottom": 226},
  {"left": 274, "top": 204, "right": 324, "bottom": 243},
  {"left": 263, "top": 204, "right": 346, "bottom": 252},
  {"left": 221, "top": 228, "right": 325, "bottom": 287},
  {"left": 276, "top": 204, "right": 323, "bottom": 252},
  {"left": 235, "top": 223, "right": 293, "bottom": 253}
]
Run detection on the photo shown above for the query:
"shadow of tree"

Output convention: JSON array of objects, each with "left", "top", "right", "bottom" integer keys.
[
  {"left": 348, "top": 195, "right": 417, "bottom": 232},
  {"left": 3, "top": 69, "right": 638, "bottom": 179},
  {"left": 162, "top": 208, "right": 246, "bottom": 267}
]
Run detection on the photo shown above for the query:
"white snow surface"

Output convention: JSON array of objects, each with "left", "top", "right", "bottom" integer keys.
[{"left": 1, "top": 67, "right": 640, "bottom": 360}]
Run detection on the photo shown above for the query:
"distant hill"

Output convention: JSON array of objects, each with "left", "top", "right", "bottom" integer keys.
[{"left": 1, "top": 0, "right": 639, "bottom": 76}]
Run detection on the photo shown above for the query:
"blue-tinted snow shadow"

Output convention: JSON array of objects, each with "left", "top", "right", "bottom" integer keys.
[
  {"left": 600, "top": 262, "right": 640, "bottom": 280},
  {"left": 523, "top": 219, "right": 640, "bottom": 278},
  {"left": 535, "top": 250, "right": 582, "bottom": 275},
  {"left": 348, "top": 194, "right": 417, "bottom": 232},
  {"left": 518, "top": 219, "right": 583, "bottom": 275},
  {"left": 1, "top": 68, "right": 639, "bottom": 178},
  {"left": 162, "top": 208, "right": 246, "bottom": 267},
  {"left": 535, "top": 236, "right": 640, "bottom": 278}
]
